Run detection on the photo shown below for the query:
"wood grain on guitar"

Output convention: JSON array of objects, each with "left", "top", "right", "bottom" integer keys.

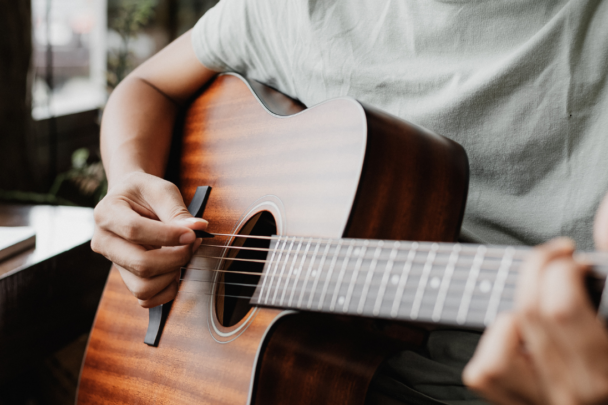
[{"left": 77, "top": 73, "right": 469, "bottom": 404}]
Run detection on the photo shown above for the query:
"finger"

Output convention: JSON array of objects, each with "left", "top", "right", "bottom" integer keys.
[
  {"left": 138, "top": 279, "right": 179, "bottom": 308},
  {"left": 595, "top": 192, "right": 608, "bottom": 251},
  {"left": 539, "top": 257, "right": 592, "bottom": 330},
  {"left": 92, "top": 228, "right": 195, "bottom": 277},
  {"left": 96, "top": 197, "right": 207, "bottom": 246},
  {"left": 529, "top": 258, "right": 598, "bottom": 399},
  {"left": 516, "top": 238, "right": 575, "bottom": 320},
  {"left": 464, "top": 314, "right": 541, "bottom": 405},
  {"left": 136, "top": 178, "right": 204, "bottom": 225},
  {"left": 116, "top": 265, "right": 179, "bottom": 302}
]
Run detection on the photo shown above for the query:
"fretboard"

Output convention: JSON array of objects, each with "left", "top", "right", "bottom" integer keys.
[{"left": 250, "top": 236, "right": 608, "bottom": 328}]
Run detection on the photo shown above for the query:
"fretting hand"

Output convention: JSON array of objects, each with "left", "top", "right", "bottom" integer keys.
[
  {"left": 91, "top": 172, "right": 208, "bottom": 308},
  {"left": 463, "top": 193, "right": 608, "bottom": 405}
]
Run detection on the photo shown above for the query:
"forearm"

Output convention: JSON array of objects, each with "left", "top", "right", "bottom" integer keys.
[
  {"left": 100, "top": 30, "right": 217, "bottom": 188},
  {"left": 101, "top": 77, "right": 178, "bottom": 187}
]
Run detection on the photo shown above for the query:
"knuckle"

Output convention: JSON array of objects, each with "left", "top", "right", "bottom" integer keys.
[
  {"left": 93, "top": 201, "right": 109, "bottom": 227},
  {"left": 160, "top": 181, "right": 179, "bottom": 195},
  {"left": 128, "top": 258, "right": 153, "bottom": 278},
  {"left": 519, "top": 301, "right": 538, "bottom": 322},
  {"left": 544, "top": 300, "right": 577, "bottom": 325},
  {"left": 90, "top": 229, "right": 107, "bottom": 255},
  {"left": 463, "top": 364, "right": 499, "bottom": 392},
  {"left": 122, "top": 221, "right": 141, "bottom": 242},
  {"left": 178, "top": 248, "right": 193, "bottom": 265},
  {"left": 138, "top": 299, "right": 153, "bottom": 309},
  {"left": 90, "top": 237, "right": 101, "bottom": 253},
  {"left": 131, "top": 287, "right": 153, "bottom": 301}
]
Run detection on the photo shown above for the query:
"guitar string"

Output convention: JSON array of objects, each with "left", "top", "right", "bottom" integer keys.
[
  {"left": 178, "top": 262, "right": 604, "bottom": 305},
  {"left": 193, "top": 241, "right": 608, "bottom": 267},
  {"left": 185, "top": 290, "right": 519, "bottom": 308},
  {"left": 189, "top": 253, "right": 608, "bottom": 273},
  {"left": 196, "top": 239, "right": 533, "bottom": 258},
  {"left": 181, "top": 264, "right": 525, "bottom": 281},
  {"left": 179, "top": 276, "right": 521, "bottom": 295},
  {"left": 175, "top": 234, "right": 606, "bottom": 317},
  {"left": 178, "top": 283, "right": 521, "bottom": 316},
  {"left": 178, "top": 281, "right": 520, "bottom": 316},
  {"left": 178, "top": 265, "right": 524, "bottom": 302}
]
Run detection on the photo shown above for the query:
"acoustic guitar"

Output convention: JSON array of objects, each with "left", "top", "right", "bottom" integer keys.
[{"left": 77, "top": 73, "right": 608, "bottom": 404}]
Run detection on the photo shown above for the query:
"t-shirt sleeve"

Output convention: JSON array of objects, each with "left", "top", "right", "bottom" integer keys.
[{"left": 191, "top": 0, "right": 299, "bottom": 97}]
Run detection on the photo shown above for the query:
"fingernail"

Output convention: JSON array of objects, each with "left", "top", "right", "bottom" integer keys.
[
  {"left": 179, "top": 231, "right": 196, "bottom": 244},
  {"left": 182, "top": 218, "right": 208, "bottom": 225},
  {"left": 549, "top": 237, "right": 576, "bottom": 250}
]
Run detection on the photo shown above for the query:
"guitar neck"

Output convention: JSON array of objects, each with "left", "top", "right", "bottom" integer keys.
[{"left": 250, "top": 236, "right": 608, "bottom": 328}]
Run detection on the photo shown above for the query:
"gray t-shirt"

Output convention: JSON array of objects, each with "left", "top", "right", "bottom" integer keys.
[
  {"left": 192, "top": 0, "right": 608, "bottom": 251},
  {"left": 191, "top": 1, "right": 608, "bottom": 403}
]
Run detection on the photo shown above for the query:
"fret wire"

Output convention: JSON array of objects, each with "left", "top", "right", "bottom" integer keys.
[
  {"left": 411, "top": 243, "right": 439, "bottom": 320},
  {"left": 257, "top": 236, "right": 280, "bottom": 303},
  {"left": 457, "top": 245, "right": 486, "bottom": 325},
  {"left": 307, "top": 241, "right": 332, "bottom": 309},
  {"left": 190, "top": 259, "right": 522, "bottom": 291},
  {"left": 330, "top": 240, "right": 356, "bottom": 311},
  {"left": 391, "top": 242, "right": 418, "bottom": 317},
  {"left": 203, "top": 289, "right": 516, "bottom": 323},
  {"left": 297, "top": 240, "right": 321, "bottom": 308},
  {"left": 233, "top": 272, "right": 521, "bottom": 300},
  {"left": 373, "top": 242, "right": 399, "bottom": 316},
  {"left": 198, "top": 238, "right": 533, "bottom": 260},
  {"left": 318, "top": 240, "right": 343, "bottom": 310},
  {"left": 198, "top": 240, "right": 608, "bottom": 270},
  {"left": 432, "top": 244, "right": 461, "bottom": 322},
  {"left": 250, "top": 286, "right": 520, "bottom": 322},
  {"left": 279, "top": 237, "right": 301, "bottom": 306},
  {"left": 272, "top": 237, "right": 295, "bottom": 305},
  {"left": 203, "top": 234, "right": 530, "bottom": 255},
  {"left": 357, "top": 242, "right": 384, "bottom": 314},
  {"left": 196, "top": 251, "right": 527, "bottom": 269},
  {"left": 288, "top": 238, "right": 312, "bottom": 307},
  {"left": 484, "top": 247, "right": 514, "bottom": 325},
  {"left": 263, "top": 236, "right": 288, "bottom": 304},
  {"left": 343, "top": 241, "right": 369, "bottom": 313}
]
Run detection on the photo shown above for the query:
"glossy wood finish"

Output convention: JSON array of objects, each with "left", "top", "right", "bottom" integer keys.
[
  {"left": 78, "top": 74, "right": 469, "bottom": 404},
  {"left": 346, "top": 104, "right": 468, "bottom": 242}
]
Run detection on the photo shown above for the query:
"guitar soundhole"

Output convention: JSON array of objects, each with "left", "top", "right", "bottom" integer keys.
[{"left": 216, "top": 211, "right": 276, "bottom": 327}]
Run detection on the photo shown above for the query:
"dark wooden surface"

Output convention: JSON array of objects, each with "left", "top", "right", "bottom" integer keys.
[
  {"left": 78, "top": 74, "right": 469, "bottom": 404},
  {"left": 0, "top": 204, "right": 111, "bottom": 383}
]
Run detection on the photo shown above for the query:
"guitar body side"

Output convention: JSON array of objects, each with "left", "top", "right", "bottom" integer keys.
[{"left": 78, "top": 74, "right": 468, "bottom": 404}]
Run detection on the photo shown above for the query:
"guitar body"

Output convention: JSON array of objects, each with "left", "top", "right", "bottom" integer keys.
[{"left": 78, "top": 74, "right": 469, "bottom": 404}]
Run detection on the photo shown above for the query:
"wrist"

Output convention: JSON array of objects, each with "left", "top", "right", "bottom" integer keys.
[{"left": 103, "top": 139, "right": 168, "bottom": 188}]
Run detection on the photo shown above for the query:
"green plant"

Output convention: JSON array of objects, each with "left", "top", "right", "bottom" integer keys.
[
  {"left": 107, "top": 0, "right": 157, "bottom": 89},
  {"left": 0, "top": 148, "right": 107, "bottom": 207},
  {"left": 49, "top": 148, "right": 108, "bottom": 206}
]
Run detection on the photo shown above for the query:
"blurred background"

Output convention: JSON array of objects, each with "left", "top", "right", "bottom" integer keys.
[
  {"left": 1, "top": 0, "right": 218, "bottom": 208},
  {"left": 0, "top": 1, "right": 218, "bottom": 404}
]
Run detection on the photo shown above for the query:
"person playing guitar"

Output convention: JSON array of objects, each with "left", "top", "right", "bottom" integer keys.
[{"left": 91, "top": 1, "right": 608, "bottom": 404}]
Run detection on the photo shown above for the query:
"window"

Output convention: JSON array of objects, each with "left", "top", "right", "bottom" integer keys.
[{"left": 32, "top": 0, "right": 107, "bottom": 120}]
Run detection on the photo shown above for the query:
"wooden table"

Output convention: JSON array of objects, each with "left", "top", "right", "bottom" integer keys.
[{"left": 0, "top": 204, "right": 110, "bottom": 382}]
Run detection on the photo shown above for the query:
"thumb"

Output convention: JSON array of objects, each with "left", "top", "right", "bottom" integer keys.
[
  {"left": 144, "top": 179, "right": 209, "bottom": 230},
  {"left": 594, "top": 192, "right": 608, "bottom": 251}
]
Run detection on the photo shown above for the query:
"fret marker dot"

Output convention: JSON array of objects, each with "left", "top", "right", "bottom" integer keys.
[
  {"left": 311, "top": 271, "right": 317, "bottom": 277},
  {"left": 390, "top": 275, "right": 399, "bottom": 285},
  {"left": 479, "top": 279, "right": 492, "bottom": 293},
  {"left": 338, "top": 296, "right": 345, "bottom": 305},
  {"left": 430, "top": 276, "right": 440, "bottom": 289},
  {"left": 293, "top": 269, "right": 299, "bottom": 275},
  {"left": 353, "top": 248, "right": 361, "bottom": 256}
]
